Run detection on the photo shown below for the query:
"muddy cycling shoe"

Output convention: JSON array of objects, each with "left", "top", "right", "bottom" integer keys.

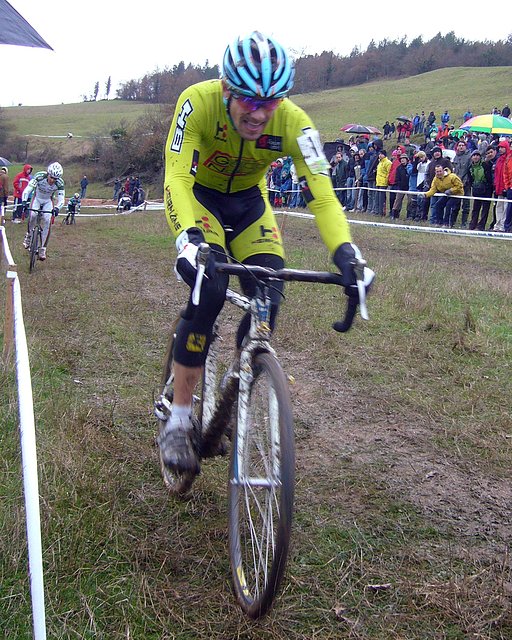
[
  {"left": 157, "top": 419, "right": 200, "bottom": 475},
  {"left": 38, "top": 247, "right": 46, "bottom": 260},
  {"left": 23, "top": 233, "right": 31, "bottom": 249}
]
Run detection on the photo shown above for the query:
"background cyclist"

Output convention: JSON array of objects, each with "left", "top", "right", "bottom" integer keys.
[
  {"left": 159, "top": 31, "right": 374, "bottom": 476},
  {"left": 65, "top": 192, "right": 81, "bottom": 224},
  {"left": 22, "top": 162, "right": 65, "bottom": 260}
]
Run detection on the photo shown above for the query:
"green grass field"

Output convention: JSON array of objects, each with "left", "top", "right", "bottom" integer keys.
[
  {"left": 0, "top": 209, "right": 511, "bottom": 639},
  {"left": 4, "top": 99, "right": 157, "bottom": 138}
]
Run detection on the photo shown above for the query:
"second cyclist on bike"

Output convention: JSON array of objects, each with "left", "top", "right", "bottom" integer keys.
[
  {"left": 22, "top": 162, "right": 65, "bottom": 260},
  {"left": 64, "top": 192, "right": 81, "bottom": 224}
]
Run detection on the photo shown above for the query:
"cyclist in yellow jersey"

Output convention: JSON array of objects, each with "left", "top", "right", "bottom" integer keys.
[{"left": 158, "top": 31, "right": 375, "bottom": 475}]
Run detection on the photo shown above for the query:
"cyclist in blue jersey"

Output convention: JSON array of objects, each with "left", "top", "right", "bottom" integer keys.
[{"left": 64, "top": 193, "right": 81, "bottom": 224}]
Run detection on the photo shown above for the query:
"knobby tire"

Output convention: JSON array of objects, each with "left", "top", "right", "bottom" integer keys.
[
  {"left": 228, "top": 351, "right": 295, "bottom": 618},
  {"left": 29, "top": 228, "right": 40, "bottom": 273}
]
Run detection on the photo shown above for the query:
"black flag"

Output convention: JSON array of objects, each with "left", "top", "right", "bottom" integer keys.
[{"left": 0, "top": 0, "right": 53, "bottom": 49}]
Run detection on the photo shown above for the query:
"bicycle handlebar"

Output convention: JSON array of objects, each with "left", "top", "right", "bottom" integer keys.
[
  {"left": 181, "top": 243, "right": 369, "bottom": 333},
  {"left": 215, "top": 262, "right": 345, "bottom": 285},
  {"left": 215, "top": 262, "right": 363, "bottom": 333}
]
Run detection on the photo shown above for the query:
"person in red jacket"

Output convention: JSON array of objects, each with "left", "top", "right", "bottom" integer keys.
[
  {"left": 12, "top": 163, "right": 33, "bottom": 222},
  {"left": 502, "top": 141, "right": 512, "bottom": 232},
  {"left": 493, "top": 141, "right": 510, "bottom": 232}
]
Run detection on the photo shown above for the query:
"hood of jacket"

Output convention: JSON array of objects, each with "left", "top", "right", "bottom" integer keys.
[{"left": 498, "top": 140, "right": 510, "bottom": 155}]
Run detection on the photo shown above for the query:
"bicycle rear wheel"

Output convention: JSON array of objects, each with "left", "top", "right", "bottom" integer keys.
[
  {"left": 156, "top": 317, "right": 202, "bottom": 497},
  {"left": 228, "top": 351, "right": 295, "bottom": 618},
  {"left": 29, "top": 228, "right": 40, "bottom": 273}
]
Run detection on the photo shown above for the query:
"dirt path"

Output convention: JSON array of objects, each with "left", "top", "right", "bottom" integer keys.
[{"left": 286, "top": 357, "right": 512, "bottom": 546}]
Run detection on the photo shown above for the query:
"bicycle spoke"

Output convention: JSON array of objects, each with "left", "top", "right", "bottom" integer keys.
[
  {"left": 243, "top": 480, "right": 278, "bottom": 597},
  {"left": 229, "top": 352, "right": 294, "bottom": 618}
]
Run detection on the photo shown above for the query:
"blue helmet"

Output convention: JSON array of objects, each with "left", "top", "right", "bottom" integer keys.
[{"left": 222, "top": 31, "right": 295, "bottom": 99}]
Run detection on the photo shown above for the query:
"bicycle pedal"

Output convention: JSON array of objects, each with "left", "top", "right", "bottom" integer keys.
[
  {"left": 154, "top": 407, "right": 167, "bottom": 421},
  {"left": 154, "top": 395, "right": 172, "bottom": 421}
]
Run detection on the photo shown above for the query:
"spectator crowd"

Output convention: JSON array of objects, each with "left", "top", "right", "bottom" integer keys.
[
  {"left": 114, "top": 175, "right": 146, "bottom": 211},
  {"left": 315, "top": 104, "right": 512, "bottom": 233},
  {"left": 2, "top": 105, "right": 511, "bottom": 233}
]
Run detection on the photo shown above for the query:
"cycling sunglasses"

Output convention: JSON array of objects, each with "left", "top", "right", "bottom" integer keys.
[{"left": 230, "top": 92, "right": 282, "bottom": 112}]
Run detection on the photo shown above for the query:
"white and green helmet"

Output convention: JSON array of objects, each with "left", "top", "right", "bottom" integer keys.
[
  {"left": 47, "top": 162, "right": 63, "bottom": 178},
  {"left": 222, "top": 31, "right": 295, "bottom": 99}
]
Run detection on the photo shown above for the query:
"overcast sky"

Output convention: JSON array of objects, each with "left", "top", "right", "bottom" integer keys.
[{"left": 3, "top": 0, "right": 511, "bottom": 108}]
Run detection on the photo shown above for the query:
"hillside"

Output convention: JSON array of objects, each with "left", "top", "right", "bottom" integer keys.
[
  {"left": 294, "top": 66, "right": 512, "bottom": 139},
  {"left": 4, "top": 99, "right": 159, "bottom": 138},
  {"left": 4, "top": 67, "right": 512, "bottom": 138},
  {"left": 2, "top": 66, "right": 512, "bottom": 198}
]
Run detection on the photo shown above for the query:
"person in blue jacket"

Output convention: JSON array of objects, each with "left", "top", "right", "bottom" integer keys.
[{"left": 80, "top": 175, "right": 88, "bottom": 198}]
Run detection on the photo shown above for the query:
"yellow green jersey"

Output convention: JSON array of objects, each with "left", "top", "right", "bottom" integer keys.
[{"left": 164, "top": 79, "right": 352, "bottom": 254}]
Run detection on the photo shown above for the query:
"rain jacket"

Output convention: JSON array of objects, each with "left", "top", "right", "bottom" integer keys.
[
  {"left": 425, "top": 151, "right": 452, "bottom": 187},
  {"left": 394, "top": 162, "right": 410, "bottom": 191},
  {"left": 424, "top": 168, "right": 464, "bottom": 198},
  {"left": 387, "top": 157, "right": 400, "bottom": 186},
  {"left": 502, "top": 146, "right": 512, "bottom": 190},
  {"left": 376, "top": 156, "right": 392, "bottom": 187},
  {"left": 469, "top": 159, "right": 493, "bottom": 195},
  {"left": 13, "top": 164, "right": 33, "bottom": 198},
  {"left": 0, "top": 168, "right": 8, "bottom": 200},
  {"left": 494, "top": 141, "right": 510, "bottom": 194},
  {"left": 452, "top": 150, "right": 472, "bottom": 186}
]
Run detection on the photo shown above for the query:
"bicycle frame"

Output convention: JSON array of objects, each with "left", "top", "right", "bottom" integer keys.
[
  {"left": 200, "top": 284, "right": 274, "bottom": 456},
  {"left": 27, "top": 208, "right": 48, "bottom": 236},
  {"left": 63, "top": 209, "right": 77, "bottom": 224},
  {"left": 27, "top": 209, "right": 46, "bottom": 272}
]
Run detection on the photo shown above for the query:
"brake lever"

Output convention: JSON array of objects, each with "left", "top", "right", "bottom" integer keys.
[
  {"left": 191, "top": 242, "right": 210, "bottom": 306},
  {"left": 353, "top": 257, "right": 369, "bottom": 321}
]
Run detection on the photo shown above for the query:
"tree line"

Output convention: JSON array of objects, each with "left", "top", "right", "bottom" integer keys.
[{"left": 113, "top": 32, "right": 512, "bottom": 104}]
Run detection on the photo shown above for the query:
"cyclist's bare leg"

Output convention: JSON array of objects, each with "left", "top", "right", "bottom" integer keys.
[{"left": 173, "top": 362, "right": 202, "bottom": 406}]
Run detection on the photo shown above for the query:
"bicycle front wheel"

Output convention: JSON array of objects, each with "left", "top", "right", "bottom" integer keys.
[
  {"left": 29, "top": 229, "right": 40, "bottom": 273},
  {"left": 228, "top": 351, "right": 295, "bottom": 618}
]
